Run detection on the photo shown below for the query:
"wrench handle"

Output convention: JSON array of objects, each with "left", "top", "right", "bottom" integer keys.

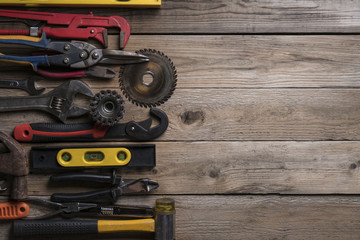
[
  {"left": 0, "top": 79, "right": 21, "bottom": 88},
  {"left": 13, "top": 123, "right": 109, "bottom": 142}
]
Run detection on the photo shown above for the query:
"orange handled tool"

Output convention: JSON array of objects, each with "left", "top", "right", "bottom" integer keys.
[{"left": 0, "top": 202, "right": 30, "bottom": 219}]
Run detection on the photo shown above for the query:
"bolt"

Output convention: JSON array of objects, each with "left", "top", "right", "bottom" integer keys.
[
  {"left": 64, "top": 44, "right": 71, "bottom": 51},
  {"left": 90, "top": 29, "right": 95, "bottom": 34},
  {"left": 92, "top": 52, "right": 99, "bottom": 59},
  {"left": 79, "top": 51, "right": 87, "bottom": 59},
  {"left": 63, "top": 57, "right": 70, "bottom": 64},
  {"left": 131, "top": 127, "right": 135, "bottom": 131}
]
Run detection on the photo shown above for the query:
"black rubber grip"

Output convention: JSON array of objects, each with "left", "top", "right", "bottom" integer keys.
[
  {"left": 51, "top": 188, "right": 122, "bottom": 203},
  {"left": 30, "top": 123, "right": 98, "bottom": 142},
  {"left": 50, "top": 172, "right": 114, "bottom": 184},
  {"left": 30, "top": 123, "right": 95, "bottom": 132},
  {"left": 32, "top": 134, "right": 94, "bottom": 142},
  {"left": 13, "top": 220, "right": 98, "bottom": 236}
]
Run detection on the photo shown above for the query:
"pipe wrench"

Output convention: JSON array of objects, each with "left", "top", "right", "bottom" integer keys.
[{"left": 0, "top": 9, "right": 130, "bottom": 49}]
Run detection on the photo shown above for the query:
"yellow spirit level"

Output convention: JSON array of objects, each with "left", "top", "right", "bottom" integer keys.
[
  {"left": 0, "top": 0, "right": 161, "bottom": 7},
  {"left": 57, "top": 147, "right": 132, "bottom": 167}
]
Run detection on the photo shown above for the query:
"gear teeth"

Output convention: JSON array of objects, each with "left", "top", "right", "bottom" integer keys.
[
  {"left": 119, "top": 48, "right": 177, "bottom": 108},
  {"left": 90, "top": 90, "right": 125, "bottom": 126}
]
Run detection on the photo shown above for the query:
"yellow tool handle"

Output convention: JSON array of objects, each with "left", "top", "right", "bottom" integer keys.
[
  {"left": 57, "top": 148, "right": 132, "bottom": 167},
  {"left": 0, "top": 35, "right": 42, "bottom": 41},
  {"left": 0, "top": 0, "right": 161, "bottom": 7},
  {"left": 98, "top": 219, "right": 155, "bottom": 233}
]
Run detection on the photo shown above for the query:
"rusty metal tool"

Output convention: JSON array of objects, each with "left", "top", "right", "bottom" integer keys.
[
  {"left": 14, "top": 108, "right": 168, "bottom": 142},
  {"left": 0, "top": 131, "right": 28, "bottom": 200},
  {"left": 0, "top": 33, "right": 148, "bottom": 72},
  {"left": 120, "top": 49, "right": 177, "bottom": 108},
  {"left": 13, "top": 198, "right": 175, "bottom": 239},
  {"left": 0, "top": 76, "right": 45, "bottom": 95},
  {"left": 0, "top": 9, "right": 130, "bottom": 49},
  {"left": 49, "top": 171, "right": 159, "bottom": 203},
  {"left": 0, "top": 80, "right": 94, "bottom": 122}
]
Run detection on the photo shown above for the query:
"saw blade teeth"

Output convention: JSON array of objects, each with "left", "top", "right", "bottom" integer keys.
[{"left": 119, "top": 48, "right": 177, "bottom": 108}]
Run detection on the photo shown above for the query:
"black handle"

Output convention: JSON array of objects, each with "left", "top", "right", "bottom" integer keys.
[
  {"left": 50, "top": 172, "right": 117, "bottom": 185},
  {"left": 13, "top": 220, "right": 98, "bottom": 237},
  {"left": 51, "top": 187, "right": 122, "bottom": 203}
]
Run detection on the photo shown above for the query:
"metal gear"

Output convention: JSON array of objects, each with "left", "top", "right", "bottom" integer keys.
[
  {"left": 90, "top": 90, "right": 125, "bottom": 126},
  {"left": 119, "top": 49, "right": 177, "bottom": 108}
]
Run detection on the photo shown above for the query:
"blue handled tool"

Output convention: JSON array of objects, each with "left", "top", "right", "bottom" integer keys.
[{"left": 0, "top": 33, "right": 149, "bottom": 72}]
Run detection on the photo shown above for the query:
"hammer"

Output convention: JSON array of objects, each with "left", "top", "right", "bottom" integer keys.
[
  {"left": 13, "top": 198, "right": 176, "bottom": 240},
  {"left": 0, "top": 131, "right": 28, "bottom": 200}
]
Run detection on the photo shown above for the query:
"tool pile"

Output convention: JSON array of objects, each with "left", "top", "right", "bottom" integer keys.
[{"left": 0, "top": 9, "right": 176, "bottom": 240}]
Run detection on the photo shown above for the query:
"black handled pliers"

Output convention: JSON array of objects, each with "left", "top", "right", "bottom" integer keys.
[
  {"left": 25, "top": 197, "right": 154, "bottom": 220},
  {"left": 49, "top": 171, "right": 159, "bottom": 203}
]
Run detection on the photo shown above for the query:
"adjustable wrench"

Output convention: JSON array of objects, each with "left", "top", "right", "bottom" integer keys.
[
  {"left": 0, "top": 80, "right": 94, "bottom": 122},
  {"left": 0, "top": 76, "right": 45, "bottom": 95}
]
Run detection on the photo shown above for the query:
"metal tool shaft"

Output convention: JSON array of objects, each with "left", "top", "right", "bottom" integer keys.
[
  {"left": 0, "top": 77, "right": 45, "bottom": 95},
  {"left": 0, "top": 95, "right": 51, "bottom": 111}
]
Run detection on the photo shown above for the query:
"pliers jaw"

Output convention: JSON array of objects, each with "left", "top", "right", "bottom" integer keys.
[{"left": 121, "top": 178, "right": 160, "bottom": 194}]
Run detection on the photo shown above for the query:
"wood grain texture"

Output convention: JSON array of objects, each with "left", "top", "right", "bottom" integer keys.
[
  {"left": 2, "top": 35, "right": 360, "bottom": 88},
  {"left": 1, "top": 195, "right": 360, "bottom": 240},
  {"left": 0, "top": 2, "right": 359, "bottom": 240},
  {"left": 3, "top": 0, "right": 360, "bottom": 33},
  {"left": 0, "top": 141, "right": 354, "bottom": 195},
  {"left": 0, "top": 88, "right": 359, "bottom": 141}
]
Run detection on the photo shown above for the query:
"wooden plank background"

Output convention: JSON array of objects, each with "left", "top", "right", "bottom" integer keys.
[{"left": 1, "top": 1, "right": 360, "bottom": 239}]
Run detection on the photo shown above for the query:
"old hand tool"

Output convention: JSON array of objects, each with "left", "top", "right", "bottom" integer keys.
[
  {"left": 120, "top": 49, "right": 177, "bottom": 108},
  {"left": 14, "top": 108, "right": 168, "bottom": 142},
  {"left": 0, "top": 33, "right": 148, "bottom": 72},
  {"left": 0, "top": 202, "right": 30, "bottom": 219},
  {"left": 90, "top": 90, "right": 125, "bottom": 126},
  {"left": 0, "top": 9, "right": 130, "bottom": 48},
  {"left": 31, "top": 144, "right": 156, "bottom": 171},
  {"left": 24, "top": 197, "right": 154, "bottom": 219},
  {"left": 0, "top": 0, "right": 161, "bottom": 8},
  {"left": 49, "top": 171, "right": 159, "bottom": 203},
  {"left": 0, "top": 80, "right": 94, "bottom": 122},
  {"left": 13, "top": 198, "right": 175, "bottom": 240},
  {"left": 0, "top": 131, "right": 28, "bottom": 200},
  {"left": 0, "top": 76, "right": 45, "bottom": 95}
]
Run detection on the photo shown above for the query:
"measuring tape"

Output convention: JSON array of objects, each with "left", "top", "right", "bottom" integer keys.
[
  {"left": 57, "top": 148, "right": 132, "bottom": 167},
  {"left": 0, "top": 0, "right": 161, "bottom": 7}
]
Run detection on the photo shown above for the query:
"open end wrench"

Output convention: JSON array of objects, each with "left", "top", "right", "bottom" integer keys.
[
  {"left": 0, "top": 76, "right": 45, "bottom": 95},
  {"left": 0, "top": 80, "right": 94, "bottom": 122}
]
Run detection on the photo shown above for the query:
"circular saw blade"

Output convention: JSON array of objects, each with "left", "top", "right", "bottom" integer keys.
[{"left": 119, "top": 49, "right": 177, "bottom": 108}]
